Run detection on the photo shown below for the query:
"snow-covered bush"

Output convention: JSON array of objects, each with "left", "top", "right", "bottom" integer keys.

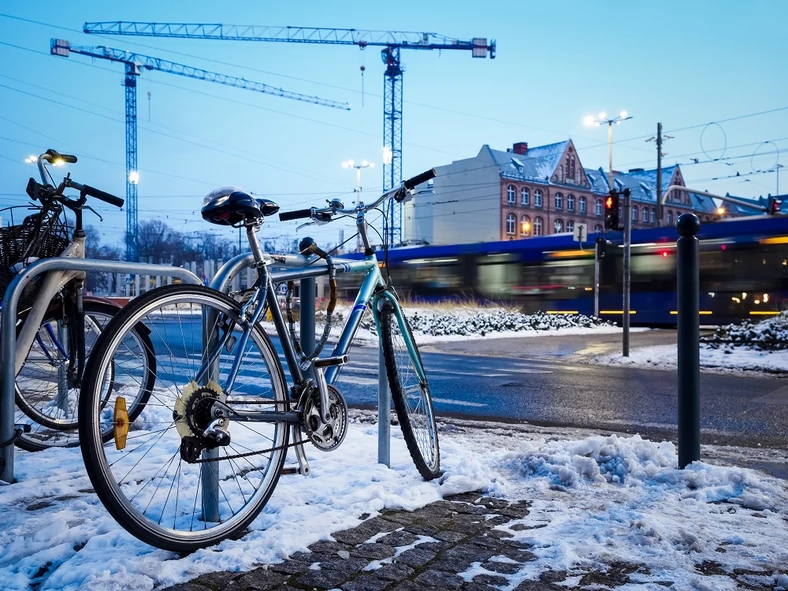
[{"left": 703, "top": 311, "right": 788, "bottom": 351}]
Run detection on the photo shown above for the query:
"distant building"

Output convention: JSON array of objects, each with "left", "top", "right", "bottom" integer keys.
[{"left": 404, "top": 140, "right": 721, "bottom": 245}]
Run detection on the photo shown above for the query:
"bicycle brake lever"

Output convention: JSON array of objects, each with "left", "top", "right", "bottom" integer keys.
[
  {"left": 83, "top": 205, "right": 103, "bottom": 222},
  {"left": 296, "top": 221, "right": 315, "bottom": 232}
]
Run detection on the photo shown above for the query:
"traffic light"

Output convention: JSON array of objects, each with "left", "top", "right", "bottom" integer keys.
[
  {"left": 768, "top": 196, "right": 782, "bottom": 215},
  {"left": 604, "top": 190, "right": 620, "bottom": 230}
]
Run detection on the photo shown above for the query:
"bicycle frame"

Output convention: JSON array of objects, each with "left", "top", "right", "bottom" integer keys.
[{"left": 208, "top": 230, "right": 426, "bottom": 424}]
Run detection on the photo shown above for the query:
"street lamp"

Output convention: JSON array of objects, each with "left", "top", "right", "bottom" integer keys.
[
  {"left": 585, "top": 110, "right": 633, "bottom": 356},
  {"left": 584, "top": 111, "right": 633, "bottom": 189},
  {"left": 341, "top": 159, "right": 374, "bottom": 198}
]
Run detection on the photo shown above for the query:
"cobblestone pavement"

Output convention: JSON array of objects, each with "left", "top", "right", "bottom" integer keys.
[{"left": 161, "top": 493, "right": 660, "bottom": 591}]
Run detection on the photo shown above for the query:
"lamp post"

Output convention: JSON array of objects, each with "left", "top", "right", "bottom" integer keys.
[
  {"left": 342, "top": 159, "right": 374, "bottom": 251},
  {"left": 585, "top": 110, "right": 633, "bottom": 355}
]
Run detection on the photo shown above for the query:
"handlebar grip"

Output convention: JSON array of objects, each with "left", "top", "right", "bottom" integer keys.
[
  {"left": 403, "top": 168, "right": 436, "bottom": 190},
  {"left": 279, "top": 208, "right": 313, "bottom": 222},
  {"left": 81, "top": 185, "right": 124, "bottom": 208}
]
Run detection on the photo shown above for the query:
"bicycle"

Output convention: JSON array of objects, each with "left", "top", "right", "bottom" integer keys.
[
  {"left": 2, "top": 149, "right": 156, "bottom": 451},
  {"left": 78, "top": 169, "right": 440, "bottom": 551}
]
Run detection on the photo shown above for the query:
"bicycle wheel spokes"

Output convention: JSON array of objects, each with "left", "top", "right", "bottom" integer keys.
[
  {"left": 379, "top": 301, "right": 440, "bottom": 481},
  {"left": 14, "top": 302, "right": 151, "bottom": 452},
  {"left": 79, "top": 285, "right": 289, "bottom": 551}
]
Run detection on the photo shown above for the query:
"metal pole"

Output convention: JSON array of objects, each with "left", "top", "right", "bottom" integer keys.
[
  {"left": 623, "top": 188, "right": 631, "bottom": 356},
  {"left": 378, "top": 347, "right": 391, "bottom": 467},
  {"left": 607, "top": 121, "right": 613, "bottom": 189},
  {"left": 300, "top": 273, "right": 316, "bottom": 378},
  {"left": 676, "top": 213, "right": 701, "bottom": 468},
  {"left": 594, "top": 238, "right": 601, "bottom": 317},
  {"left": 656, "top": 122, "right": 663, "bottom": 226}
]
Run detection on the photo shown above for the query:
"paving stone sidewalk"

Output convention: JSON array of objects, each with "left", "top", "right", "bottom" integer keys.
[{"left": 162, "top": 493, "right": 646, "bottom": 591}]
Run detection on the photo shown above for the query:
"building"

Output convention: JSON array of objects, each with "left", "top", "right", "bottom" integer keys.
[{"left": 405, "top": 140, "right": 719, "bottom": 245}]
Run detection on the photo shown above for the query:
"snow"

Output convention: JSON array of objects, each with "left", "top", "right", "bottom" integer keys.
[{"left": 1, "top": 308, "right": 787, "bottom": 590}]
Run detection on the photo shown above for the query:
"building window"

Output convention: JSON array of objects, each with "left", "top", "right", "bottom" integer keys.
[
  {"left": 521, "top": 215, "right": 531, "bottom": 237},
  {"left": 554, "top": 192, "right": 563, "bottom": 210},
  {"left": 507, "top": 185, "right": 516, "bottom": 204},
  {"left": 579, "top": 196, "right": 587, "bottom": 214},
  {"left": 632, "top": 205, "right": 638, "bottom": 221},
  {"left": 567, "top": 219, "right": 575, "bottom": 232},
  {"left": 595, "top": 198, "right": 603, "bottom": 216},
  {"left": 534, "top": 190, "right": 543, "bottom": 208},
  {"left": 567, "top": 194, "right": 575, "bottom": 212},
  {"left": 567, "top": 156, "right": 576, "bottom": 180},
  {"left": 506, "top": 212, "right": 516, "bottom": 235},
  {"left": 594, "top": 224, "right": 603, "bottom": 233},
  {"left": 520, "top": 187, "right": 529, "bottom": 205},
  {"left": 554, "top": 218, "right": 564, "bottom": 233},
  {"left": 534, "top": 216, "right": 543, "bottom": 236},
  {"left": 642, "top": 207, "right": 649, "bottom": 222},
  {"left": 667, "top": 210, "right": 673, "bottom": 225},
  {"left": 650, "top": 208, "right": 655, "bottom": 223}
]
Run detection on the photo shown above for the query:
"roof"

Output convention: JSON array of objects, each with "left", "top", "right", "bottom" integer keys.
[
  {"left": 611, "top": 166, "right": 717, "bottom": 213},
  {"left": 481, "top": 141, "right": 570, "bottom": 183}
]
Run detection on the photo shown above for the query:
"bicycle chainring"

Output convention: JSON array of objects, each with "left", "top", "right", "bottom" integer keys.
[{"left": 301, "top": 383, "right": 347, "bottom": 452}]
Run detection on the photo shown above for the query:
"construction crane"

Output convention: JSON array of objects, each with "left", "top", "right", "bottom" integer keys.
[
  {"left": 51, "top": 38, "right": 350, "bottom": 261},
  {"left": 82, "top": 22, "right": 496, "bottom": 246}
]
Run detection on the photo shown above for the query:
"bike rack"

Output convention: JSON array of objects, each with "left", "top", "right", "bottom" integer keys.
[
  {"left": 0, "top": 258, "right": 201, "bottom": 484},
  {"left": 211, "top": 253, "right": 392, "bottom": 465}
]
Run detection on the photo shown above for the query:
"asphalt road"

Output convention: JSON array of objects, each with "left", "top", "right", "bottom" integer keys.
[
  {"left": 331, "top": 332, "right": 788, "bottom": 451},
  {"left": 142, "top": 320, "right": 788, "bottom": 450}
]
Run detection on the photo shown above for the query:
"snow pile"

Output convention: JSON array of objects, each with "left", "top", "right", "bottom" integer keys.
[
  {"left": 703, "top": 311, "right": 788, "bottom": 351},
  {"left": 399, "top": 308, "right": 610, "bottom": 337},
  {"left": 1, "top": 417, "right": 787, "bottom": 590}
]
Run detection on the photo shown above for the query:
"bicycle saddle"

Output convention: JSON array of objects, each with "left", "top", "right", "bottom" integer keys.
[{"left": 201, "top": 187, "right": 280, "bottom": 226}]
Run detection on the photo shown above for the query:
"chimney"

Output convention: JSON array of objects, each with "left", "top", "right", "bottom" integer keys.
[{"left": 512, "top": 142, "right": 528, "bottom": 155}]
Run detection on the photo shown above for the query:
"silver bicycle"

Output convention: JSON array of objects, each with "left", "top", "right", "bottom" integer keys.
[
  {"left": 78, "top": 169, "right": 440, "bottom": 551},
  {"left": 3, "top": 150, "right": 155, "bottom": 451}
]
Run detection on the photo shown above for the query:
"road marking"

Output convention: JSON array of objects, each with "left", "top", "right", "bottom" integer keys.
[{"left": 431, "top": 397, "right": 486, "bottom": 407}]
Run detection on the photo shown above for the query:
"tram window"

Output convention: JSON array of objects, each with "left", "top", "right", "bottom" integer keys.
[{"left": 478, "top": 254, "right": 519, "bottom": 296}]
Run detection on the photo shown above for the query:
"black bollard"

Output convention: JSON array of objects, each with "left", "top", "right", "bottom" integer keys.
[{"left": 676, "top": 213, "right": 701, "bottom": 468}]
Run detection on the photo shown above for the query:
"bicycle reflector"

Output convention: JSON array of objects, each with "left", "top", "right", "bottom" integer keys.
[{"left": 114, "top": 396, "right": 129, "bottom": 450}]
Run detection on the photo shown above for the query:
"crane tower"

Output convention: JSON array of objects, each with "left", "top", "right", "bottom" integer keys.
[
  {"left": 52, "top": 38, "right": 349, "bottom": 261},
  {"left": 82, "top": 22, "right": 496, "bottom": 245}
]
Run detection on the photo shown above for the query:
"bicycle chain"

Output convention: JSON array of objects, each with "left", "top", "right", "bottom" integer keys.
[
  {"left": 189, "top": 437, "right": 303, "bottom": 464},
  {"left": 187, "top": 398, "right": 304, "bottom": 464}
]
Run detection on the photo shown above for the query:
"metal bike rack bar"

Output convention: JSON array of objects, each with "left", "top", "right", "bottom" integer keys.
[
  {"left": 1, "top": 258, "right": 201, "bottom": 484},
  {"left": 210, "top": 253, "right": 391, "bottom": 463}
]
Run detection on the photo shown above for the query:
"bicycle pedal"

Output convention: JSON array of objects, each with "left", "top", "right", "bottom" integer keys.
[
  {"left": 14, "top": 424, "right": 32, "bottom": 434},
  {"left": 281, "top": 465, "right": 302, "bottom": 475},
  {"left": 313, "top": 355, "right": 348, "bottom": 368}
]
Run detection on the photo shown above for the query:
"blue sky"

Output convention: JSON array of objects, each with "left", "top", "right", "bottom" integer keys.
[{"left": 1, "top": 1, "right": 786, "bottom": 251}]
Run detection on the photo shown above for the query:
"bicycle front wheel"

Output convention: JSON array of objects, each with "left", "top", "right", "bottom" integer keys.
[
  {"left": 379, "top": 300, "right": 440, "bottom": 480},
  {"left": 79, "top": 285, "right": 290, "bottom": 552},
  {"left": 14, "top": 300, "right": 154, "bottom": 452}
]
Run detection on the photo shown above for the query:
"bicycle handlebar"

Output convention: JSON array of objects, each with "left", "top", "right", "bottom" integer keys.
[
  {"left": 31, "top": 150, "right": 124, "bottom": 209},
  {"left": 278, "top": 208, "right": 313, "bottom": 222},
  {"left": 278, "top": 168, "right": 436, "bottom": 223},
  {"left": 71, "top": 182, "right": 125, "bottom": 208}
]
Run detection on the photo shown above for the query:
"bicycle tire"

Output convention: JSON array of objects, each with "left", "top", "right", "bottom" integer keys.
[
  {"left": 14, "top": 300, "right": 155, "bottom": 452},
  {"left": 379, "top": 300, "right": 440, "bottom": 480},
  {"left": 79, "top": 284, "right": 290, "bottom": 552}
]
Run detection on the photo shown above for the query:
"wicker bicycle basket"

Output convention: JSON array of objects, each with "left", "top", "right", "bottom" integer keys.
[{"left": 0, "top": 207, "right": 70, "bottom": 311}]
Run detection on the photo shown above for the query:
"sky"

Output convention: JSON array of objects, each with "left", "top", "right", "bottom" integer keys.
[
  {"left": 1, "top": 1, "right": 787, "bottom": 253},
  {"left": 1, "top": 308, "right": 787, "bottom": 590}
]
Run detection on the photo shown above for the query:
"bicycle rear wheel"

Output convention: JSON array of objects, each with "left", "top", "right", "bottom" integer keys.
[
  {"left": 378, "top": 300, "right": 440, "bottom": 480},
  {"left": 79, "top": 284, "right": 290, "bottom": 552},
  {"left": 14, "top": 300, "right": 154, "bottom": 452}
]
